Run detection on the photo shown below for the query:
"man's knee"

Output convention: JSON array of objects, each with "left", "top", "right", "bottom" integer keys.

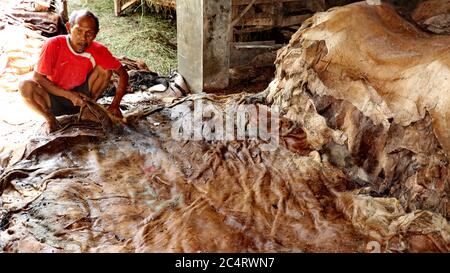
[
  {"left": 91, "top": 66, "right": 111, "bottom": 79},
  {"left": 103, "top": 69, "right": 112, "bottom": 80},
  {"left": 97, "top": 67, "right": 112, "bottom": 81},
  {"left": 18, "top": 79, "right": 37, "bottom": 98}
]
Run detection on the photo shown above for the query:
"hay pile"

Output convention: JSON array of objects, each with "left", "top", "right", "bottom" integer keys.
[{"left": 144, "top": 0, "right": 175, "bottom": 13}]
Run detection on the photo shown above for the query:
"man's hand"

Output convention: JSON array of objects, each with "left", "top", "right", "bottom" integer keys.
[
  {"left": 108, "top": 104, "right": 123, "bottom": 119},
  {"left": 108, "top": 65, "right": 128, "bottom": 119},
  {"left": 67, "top": 92, "right": 88, "bottom": 107}
]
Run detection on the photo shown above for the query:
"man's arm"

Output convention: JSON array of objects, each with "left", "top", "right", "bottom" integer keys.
[
  {"left": 33, "top": 71, "right": 87, "bottom": 106},
  {"left": 108, "top": 65, "right": 129, "bottom": 118}
]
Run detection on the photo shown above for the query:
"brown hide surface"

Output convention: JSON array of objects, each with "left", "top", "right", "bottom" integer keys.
[
  {"left": 0, "top": 94, "right": 373, "bottom": 253},
  {"left": 0, "top": 0, "right": 65, "bottom": 92},
  {"left": 264, "top": 2, "right": 450, "bottom": 251},
  {"left": 1, "top": 94, "right": 449, "bottom": 252},
  {"left": 412, "top": 0, "right": 450, "bottom": 34}
]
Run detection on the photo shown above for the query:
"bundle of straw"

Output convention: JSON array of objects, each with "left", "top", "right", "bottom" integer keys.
[{"left": 144, "top": 0, "right": 176, "bottom": 13}]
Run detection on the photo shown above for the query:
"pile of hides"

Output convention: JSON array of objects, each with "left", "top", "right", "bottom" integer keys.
[
  {"left": 412, "top": 0, "right": 450, "bottom": 34},
  {"left": 1, "top": 0, "right": 66, "bottom": 37},
  {"left": 260, "top": 1, "right": 450, "bottom": 250},
  {"left": 103, "top": 56, "right": 151, "bottom": 96},
  {"left": 1, "top": 92, "right": 365, "bottom": 253},
  {"left": 0, "top": 25, "right": 46, "bottom": 92},
  {"left": 105, "top": 57, "right": 189, "bottom": 104},
  {"left": 1, "top": 1, "right": 450, "bottom": 253},
  {"left": 0, "top": 0, "right": 66, "bottom": 92}
]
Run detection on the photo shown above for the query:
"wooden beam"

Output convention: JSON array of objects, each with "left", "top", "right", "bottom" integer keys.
[
  {"left": 122, "top": 0, "right": 139, "bottom": 11},
  {"left": 114, "top": 0, "right": 139, "bottom": 16},
  {"left": 233, "top": 26, "right": 274, "bottom": 34},
  {"left": 234, "top": 44, "right": 282, "bottom": 49},
  {"left": 239, "top": 17, "right": 273, "bottom": 26},
  {"left": 235, "top": 13, "right": 312, "bottom": 28},
  {"left": 114, "top": 0, "right": 120, "bottom": 16},
  {"left": 234, "top": 40, "right": 276, "bottom": 46},
  {"left": 230, "top": 41, "right": 281, "bottom": 67},
  {"left": 281, "top": 14, "right": 312, "bottom": 27}
]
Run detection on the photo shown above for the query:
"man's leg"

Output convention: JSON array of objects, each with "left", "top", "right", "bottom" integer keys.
[
  {"left": 19, "top": 79, "right": 59, "bottom": 133},
  {"left": 88, "top": 66, "right": 113, "bottom": 100},
  {"left": 77, "top": 66, "right": 113, "bottom": 122}
]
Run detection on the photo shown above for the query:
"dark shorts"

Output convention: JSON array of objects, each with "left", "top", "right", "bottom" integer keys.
[{"left": 49, "top": 81, "right": 91, "bottom": 116}]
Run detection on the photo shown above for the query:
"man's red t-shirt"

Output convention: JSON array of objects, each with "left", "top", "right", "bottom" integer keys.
[{"left": 35, "top": 35, "right": 121, "bottom": 91}]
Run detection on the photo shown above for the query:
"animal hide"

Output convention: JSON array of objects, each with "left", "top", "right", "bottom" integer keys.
[
  {"left": 0, "top": 25, "right": 46, "bottom": 92},
  {"left": 0, "top": 0, "right": 64, "bottom": 92},
  {"left": 412, "top": 0, "right": 450, "bottom": 34},
  {"left": 263, "top": 1, "right": 450, "bottom": 250}
]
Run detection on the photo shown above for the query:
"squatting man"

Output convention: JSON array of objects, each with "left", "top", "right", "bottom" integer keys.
[{"left": 19, "top": 10, "right": 129, "bottom": 133}]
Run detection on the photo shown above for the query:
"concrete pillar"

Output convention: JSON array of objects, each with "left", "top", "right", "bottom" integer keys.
[{"left": 177, "top": 0, "right": 231, "bottom": 93}]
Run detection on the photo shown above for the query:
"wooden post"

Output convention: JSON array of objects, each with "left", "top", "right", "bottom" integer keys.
[
  {"left": 177, "top": 0, "right": 232, "bottom": 92},
  {"left": 114, "top": 0, "right": 121, "bottom": 16}
]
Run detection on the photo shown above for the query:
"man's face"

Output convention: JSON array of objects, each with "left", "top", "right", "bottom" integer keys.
[{"left": 66, "top": 15, "right": 97, "bottom": 53}]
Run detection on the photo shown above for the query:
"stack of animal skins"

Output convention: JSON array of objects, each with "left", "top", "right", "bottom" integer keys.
[
  {"left": 0, "top": 0, "right": 65, "bottom": 93},
  {"left": 412, "top": 0, "right": 450, "bottom": 34},
  {"left": 264, "top": 1, "right": 450, "bottom": 251}
]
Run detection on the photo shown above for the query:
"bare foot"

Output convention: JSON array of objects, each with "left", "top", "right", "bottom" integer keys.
[{"left": 44, "top": 118, "right": 59, "bottom": 134}]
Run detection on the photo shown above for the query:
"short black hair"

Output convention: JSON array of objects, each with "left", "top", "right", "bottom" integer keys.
[{"left": 69, "top": 10, "right": 99, "bottom": 33}]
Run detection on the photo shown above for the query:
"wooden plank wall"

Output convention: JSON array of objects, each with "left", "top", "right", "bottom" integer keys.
[
  {"left": 229, "top": 0, "right": 325, "bottom": 68},
  {"left": 231, "top": 0, "right": 324, "bottom": 36}
]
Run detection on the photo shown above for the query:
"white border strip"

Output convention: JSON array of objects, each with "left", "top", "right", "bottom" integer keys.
[{"left": 66, "top": 36, "right": 96, "bottom": 68}]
